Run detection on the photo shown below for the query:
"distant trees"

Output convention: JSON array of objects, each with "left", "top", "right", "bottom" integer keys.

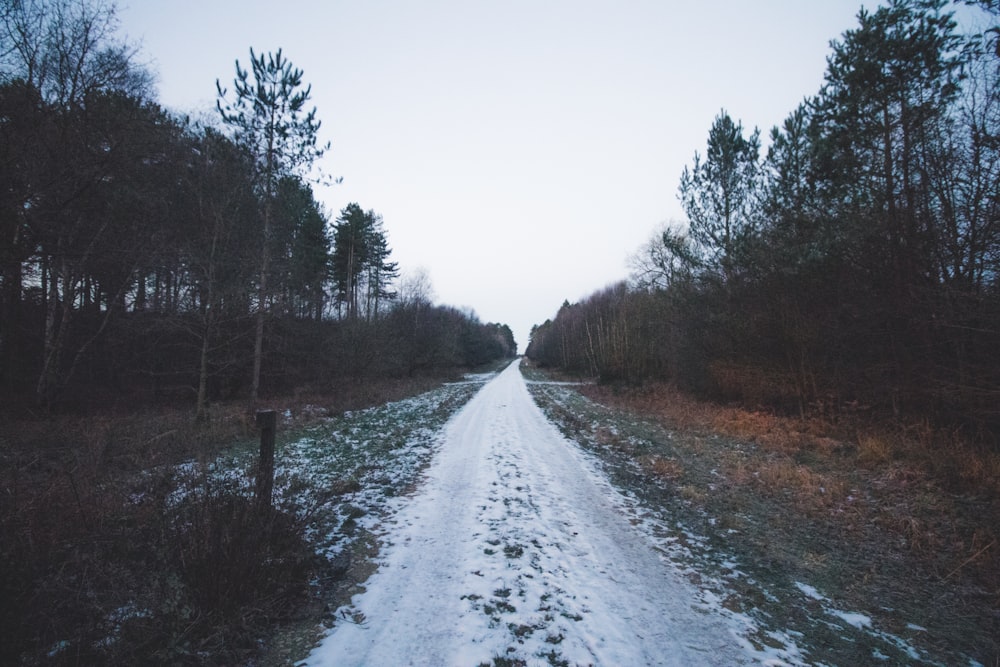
[
  {"left": 331, "top": 203, "right": 398, "bottom": 321},
  {"left": 529, "top": 0, "right": 1000, "bottom": 433},
  {"left": 273, "top": 176, "right": 332, "bottom": 321}
]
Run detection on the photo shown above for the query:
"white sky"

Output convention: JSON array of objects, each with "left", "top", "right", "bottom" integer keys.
[{"left": 119, "top": 0, "right": 873, "bottom": 353}]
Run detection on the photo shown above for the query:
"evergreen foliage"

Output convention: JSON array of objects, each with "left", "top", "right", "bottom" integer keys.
[
  {"left": 529, "top": 0, "right": 1000, "bottom": 435},
  {"left": 331, "top": 203, "right": 399, "bottom": 321},
  {"left": 216, "top": 48, "right": 329, "bottom": 405},
  {"left": 0, "top": 1, "right": 516, "bottom": 413}
]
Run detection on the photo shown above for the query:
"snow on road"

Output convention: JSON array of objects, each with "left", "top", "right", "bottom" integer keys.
[{"left": 305, "top": 359, "right": 750, "bottom": 666}]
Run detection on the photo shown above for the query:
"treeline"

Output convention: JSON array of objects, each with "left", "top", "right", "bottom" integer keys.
[
  {"left": 528, "top": 0, "right": 1000, "bottom": 433},
  {"left": 0, "top": 0, "right": 516, "bottom": 414}
]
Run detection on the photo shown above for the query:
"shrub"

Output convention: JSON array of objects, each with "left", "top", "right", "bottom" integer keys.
[{"left": 0, "top": 464, "right": 322, "bottom": 666}]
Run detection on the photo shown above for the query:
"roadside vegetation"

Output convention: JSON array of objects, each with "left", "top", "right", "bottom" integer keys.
[
  {"left": 0, "top": 3, "right": 517, "bottom": 662},
  {"left": 0, "top": 0, "right": 517, "bottom": 417},
  {"left": 528, "top": 1, "right": 1000, "bottom": 442},
  {"left": 526, "top": 5, "right": 1000, "bottom": 661},
  {"left": 0, "top": 369, "right": 494, "bottom": 665},
  {"left": 525, "top": 361, "right": 999, "bottom": 665}
]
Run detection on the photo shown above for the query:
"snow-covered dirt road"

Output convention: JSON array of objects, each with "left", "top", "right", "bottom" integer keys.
[{"left": 305, "top": 359, "right": 750, "bottom": 666}]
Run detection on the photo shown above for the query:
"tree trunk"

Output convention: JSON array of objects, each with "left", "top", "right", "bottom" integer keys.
[
  {"left": 250, "top": 194, "right": 272, "bottom": 408},
  {"left": 198, "top": 211, "right": 224, "bottom": 421},
  {"left": 196, "top": 308, "right": 214, "bottom": 422},
  {"left": 37, "top": 257, "right": 74, "bottom": 407},
  {"left": 1, "top": 256, "right": 22, "bottom": 391}
]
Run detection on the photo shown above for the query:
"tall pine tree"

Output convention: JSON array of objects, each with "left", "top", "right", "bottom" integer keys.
[{"left": 217, "top": 48, "right": 328, "bottom": 405}]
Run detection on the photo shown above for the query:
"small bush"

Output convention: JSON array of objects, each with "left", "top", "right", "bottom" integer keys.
[
  {"left": 126, "top": 474, "right": 320, "bottom": 664},
  {"left": 0, "top": 465, "right": 321, "bottom": 666}
]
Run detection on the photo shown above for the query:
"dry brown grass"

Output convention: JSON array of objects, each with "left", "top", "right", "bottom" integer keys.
[
  {"left": 640, "top": 454, "right": 684, "bottom": 480},
  {"left": 708, "top": 361, "right": 803, "bottom": 408},
  {"left": 575, "top": 378, "right": 1000, "bottom": 663},
  {"left": 857, "top": 433, "right": 894, "bottom": 468},
  {"left": 585, "top": 380, "right": 1000, "bottom": 495},
  {"left": 756, "top": 459, "right": 849, "bottom": 512}
]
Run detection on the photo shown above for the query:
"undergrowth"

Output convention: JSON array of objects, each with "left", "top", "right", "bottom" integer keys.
[
  {"left": 0, "top": 372, "right": 466, "bottom": 665},
  {"left": 0, "top": 462, "right": 321, "bottom": 665}
]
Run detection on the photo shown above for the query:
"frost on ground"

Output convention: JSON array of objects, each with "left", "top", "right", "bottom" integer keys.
[
  {"left": 303, "top": 360, "right": 751, "bottom": 667},
  {"left": 271, "top": 377, "right": 484, "bottom": 567},
  {"left": 274, "top": 359, "right": 957, "bottom": 666},
  {"left": 526, "top": 374, "right": 968, "bottom": 667}
]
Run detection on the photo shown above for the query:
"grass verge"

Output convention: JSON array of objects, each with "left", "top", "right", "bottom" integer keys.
[
  {"left": 0, "top": 372, "right": 481, "bottom": 665},
  {"left": 523, "top": 363, "right": 999, "bottom": 666}
]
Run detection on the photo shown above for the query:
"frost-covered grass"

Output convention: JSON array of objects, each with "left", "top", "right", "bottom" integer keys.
[
  {"left": 305, "top": 359, "right": 752, "bottom": 666},
  {"left": 270, "top": 379, "right": 483, "bottom": 560},
  {"left": 250, "top": 377, "right": 487, "bottom": 662},
  {"left": 0, "top": 373, "right": 486, "bottom": 666},
  {"left": 524, "top": 367, "right": 996, "bottom": 666}
]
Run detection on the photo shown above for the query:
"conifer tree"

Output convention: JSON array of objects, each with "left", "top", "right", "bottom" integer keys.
[
  {"left": 678, "top": 110, "right": 761, "bottom": 283},
  {"left": 332, "top": 203, "right": 398, "bottom": 321},
  {"left": 217, "top": 48, "right": 328, "bottom": 405}
]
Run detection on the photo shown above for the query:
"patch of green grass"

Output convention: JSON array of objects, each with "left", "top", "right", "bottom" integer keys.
[
  {"left": 540, "top": 648, "right": 570, "bottom": 667},
  {"left": 503, "top": 543, "right": 524, "bottom": 558},
  {"left": 481, "top": 656, "right": 527, "bottom": 667},
  {"left": 494, "top": 600, "right": 517, "bottom": 614},
  {"left": 508, "top": 623, "right": 534, "bottom": 638}
]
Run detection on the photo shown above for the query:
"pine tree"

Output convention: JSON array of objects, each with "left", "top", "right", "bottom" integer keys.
[
  {"left": 332, "top": 203, "right": 398, "bottom": 321},
  {"left": 678, "top": 110, "right": 762, "bottom": 283},
  {"left": 217, "top": 48, "right": 328, "bottom": 405}
]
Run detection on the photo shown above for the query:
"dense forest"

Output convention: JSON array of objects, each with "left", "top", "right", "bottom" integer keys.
[
  {"left": 528, "top": 0, "right": 1000, "bottom": 438},
  {"left": 0, "top": 0, "right": 517, "bottom": 415}
]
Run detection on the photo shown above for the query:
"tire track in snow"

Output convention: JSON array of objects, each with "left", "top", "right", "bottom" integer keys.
[{"left": 305, "top": 359, "right": 749, "bottom": 666}]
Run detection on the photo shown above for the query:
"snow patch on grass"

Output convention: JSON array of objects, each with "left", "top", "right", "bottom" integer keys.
[
  {"left": 794, "top": 582, "right": 826, "bottom": 601},
  {"left": 832, "top": 610, "right": 872, "bottom": 629},
  {"left": 527, "top": 379, "right": 962, "bottom": 667},
  {"left": 271, "top": 382, "right": 483, "bottom": 563}
]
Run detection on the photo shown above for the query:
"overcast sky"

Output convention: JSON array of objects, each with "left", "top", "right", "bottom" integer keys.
[{"left": 119, "top": 0, "right": 875, "bottom": 353}]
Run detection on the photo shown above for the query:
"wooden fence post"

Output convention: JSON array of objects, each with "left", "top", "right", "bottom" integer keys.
[{"left": 255, "top": 410, "right": 276, "bottom": 511}]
